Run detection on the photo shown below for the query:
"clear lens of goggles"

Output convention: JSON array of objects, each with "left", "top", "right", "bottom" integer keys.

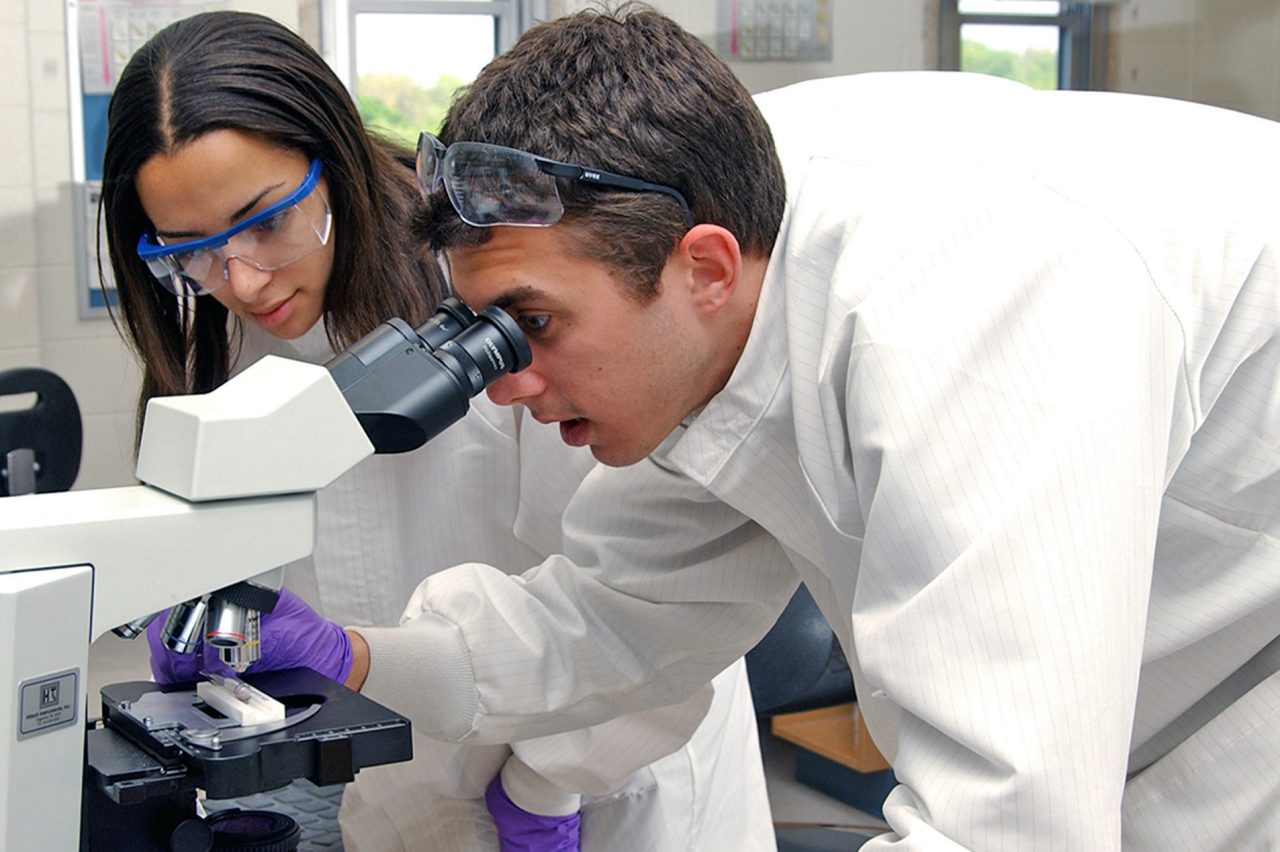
[
  {"left": 144, "top": 201, "right": 331, "bottom": 296},
  {"left": 137, "top": 159, "right": 332, "bottom": 296},
  {"left": 417, "top": 132, "right": 695, "bottom": 230},
  {"left": 418, "top": 134, "right": 564, "bottom": 227}
]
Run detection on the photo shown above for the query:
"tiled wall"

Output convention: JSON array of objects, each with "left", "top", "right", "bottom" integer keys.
[
  {"left": 0, "top": 0, "right": 137, "bottom": 490},
  {"left": 0, "top": 0, "right": 295, "bottom": 491}
]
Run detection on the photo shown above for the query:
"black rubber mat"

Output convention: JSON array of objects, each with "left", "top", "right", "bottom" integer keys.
[{"left": 205, "top": 778, "right": 347, "bottom": 850}]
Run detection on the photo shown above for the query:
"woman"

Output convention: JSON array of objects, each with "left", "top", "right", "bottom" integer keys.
[
  {"left": 100, "top": 11, "right": 774, "bottom": 851},
  {"left": 102, "top": 12, "right": 435, "bottom": 429}
]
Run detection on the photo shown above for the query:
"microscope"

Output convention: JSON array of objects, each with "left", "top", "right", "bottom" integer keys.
[{"left": 0, "top": 299, "right": 528, "bottom": 851}]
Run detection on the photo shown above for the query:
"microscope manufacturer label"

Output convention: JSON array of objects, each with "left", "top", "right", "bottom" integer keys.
[{"left": 17, "top": 668, "right": 79, "bottom": 739}]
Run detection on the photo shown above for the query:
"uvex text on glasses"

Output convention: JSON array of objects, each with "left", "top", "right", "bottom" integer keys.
[
  {"left": 136, "top": 159, "right": 332, "bottom": 296},
  {"left": 416, "top": 131, "right": 694, "bottom": 229}
]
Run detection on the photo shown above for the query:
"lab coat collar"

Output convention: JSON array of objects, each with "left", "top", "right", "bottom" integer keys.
[{"left": 653, "top": 237, "right": 791, "bottom": 487}]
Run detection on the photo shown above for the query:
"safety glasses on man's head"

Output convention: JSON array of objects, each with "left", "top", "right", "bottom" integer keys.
[
  {"left": 416, "top": 131, "right": 694, "bottom": 229},
  {"left": 136, "top": 159, "right": 332, "bottom": 297}
]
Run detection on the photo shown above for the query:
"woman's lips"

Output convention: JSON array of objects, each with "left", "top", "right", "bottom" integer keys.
[{"left": 251, "top": 295, "right": 294, "bottom": 329}]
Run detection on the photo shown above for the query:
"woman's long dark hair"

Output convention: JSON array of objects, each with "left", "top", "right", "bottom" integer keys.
[{"left": 101, "top": 11, "right": 443, "bottom": 436}]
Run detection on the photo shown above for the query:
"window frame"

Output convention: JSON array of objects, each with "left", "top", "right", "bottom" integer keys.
[
  {"left": 330, "top": 0, "right": 547, "bottom": 96},
  {"left": 939, "top": 1, "right": 1110, "bottom": 90}
]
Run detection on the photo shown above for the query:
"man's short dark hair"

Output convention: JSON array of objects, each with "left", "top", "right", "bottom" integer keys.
[{"left": 423, "top": 3, "right": 786, "bottom": 300}]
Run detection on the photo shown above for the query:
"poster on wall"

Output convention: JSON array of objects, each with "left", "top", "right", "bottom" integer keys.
[
  {"left": 716, "top": 0, "right": 833, "bottom": 62},
  {"left": 71, "top": 0, "right": 229, "bottom": 318}
]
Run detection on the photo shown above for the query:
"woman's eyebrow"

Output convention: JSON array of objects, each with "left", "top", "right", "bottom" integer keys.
[
  {"left": 153, "top": 181, "right": 286, "bottom": 239},
  {"left": 227, "top": 183, "right": 285, "bottom": 223}
]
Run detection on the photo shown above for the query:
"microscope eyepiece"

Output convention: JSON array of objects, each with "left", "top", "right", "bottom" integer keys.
[
  {"left": 415, "top": 296, "right": 478, "bottom": 350},
  {"left": 433, "top": 306, "right": 532, "bottom": 395},
  {"left": 326, "top": 298, "right": 531, "bottom": 454}
]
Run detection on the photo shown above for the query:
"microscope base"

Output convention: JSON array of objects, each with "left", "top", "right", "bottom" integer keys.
[{"left": 83, "top": 668, "right": 412, "bottom": 850}]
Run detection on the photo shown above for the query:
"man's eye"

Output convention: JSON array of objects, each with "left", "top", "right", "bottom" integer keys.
[{"left": 519, "top": 314, "right": 550, "bottom": 333}]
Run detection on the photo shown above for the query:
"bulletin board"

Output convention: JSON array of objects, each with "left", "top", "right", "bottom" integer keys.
[
  {"left": 69, "top": 0, "right": 228, "bottom": 318},
  {"left": 716, "top": 0, "right": 833, "bottom": 62}
]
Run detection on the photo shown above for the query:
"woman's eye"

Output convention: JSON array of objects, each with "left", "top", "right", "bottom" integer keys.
[{"left": 252, "top": 208, "right": 291, "bottom": 234}]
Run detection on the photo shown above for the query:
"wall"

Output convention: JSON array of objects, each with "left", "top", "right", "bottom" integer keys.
[
  {"left": 552, "top": 1, "right": 935, "bottom": 93},
  {"left": 1107, "top": 0, "right": 1280, "bottom": 120},
  {"left": 2, "top": 0, "right": 932, "bottom": 493},
  {"left": 6, "top": 0, "right": 1279, "bottom": 492},
  {"left": 0, "top": 0, "right": 298, "bottom": 491}
]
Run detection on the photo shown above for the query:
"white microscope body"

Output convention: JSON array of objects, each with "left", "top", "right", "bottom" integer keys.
[
  {"left": 0, "top": 356, "right": 373, "bottom": 851},
  {"left": 0, "top": 297, "right": 529, "bottom": 850}
]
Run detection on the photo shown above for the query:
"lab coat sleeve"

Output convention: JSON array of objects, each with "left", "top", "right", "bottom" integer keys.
[
  {"left": 503, "top": 682, "right": 714, "bottom": 797},
  {"left": 472, "top": 401, "right": 721, "bottom": 797},
  {"left": 837, "top": 190, "right": 1179, "bottom": 848},
  {"left": 357, "top": 454, "right": 800, "bottom": 746}
]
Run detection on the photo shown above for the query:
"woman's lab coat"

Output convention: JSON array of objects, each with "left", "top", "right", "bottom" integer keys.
[
  {"left": 356, "top": 74, "right": 1280, "bottom": 850},
  {"left": 238, "top": 326, "right": 775, "bottom": 851}
]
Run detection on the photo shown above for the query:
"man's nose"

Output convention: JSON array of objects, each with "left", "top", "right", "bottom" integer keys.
[
  {"left": 486, "top": 366, "right": 546, "bottom": 407},
  {"left": 224, "top": 255, "right": 272, "bottom": 303}
]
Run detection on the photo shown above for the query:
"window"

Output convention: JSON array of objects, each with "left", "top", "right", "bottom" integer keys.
[
  {"left": 337, "top": 1, "right": 543, "bottom": 146},
  {"left": 940, "top": 1, "right": 1108, "bottom": 90}
]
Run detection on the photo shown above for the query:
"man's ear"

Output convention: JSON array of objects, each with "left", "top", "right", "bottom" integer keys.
[{"left": 677, "top": 224, "right": 742, "bottom": 315}]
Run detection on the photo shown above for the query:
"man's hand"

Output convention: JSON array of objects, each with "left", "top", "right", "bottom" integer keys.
[{"left": 485, "top": 773, "right": 581, "bottom": 852}]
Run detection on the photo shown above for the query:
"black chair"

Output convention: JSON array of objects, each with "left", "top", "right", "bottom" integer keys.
[
  {"left": 0, "top": 367, "right": 82, "bottom": 496},
  {"left": 746, "top": 584, "right": 854, "bottom": 716},
  {"left": 750, "top": 585, "right": 897, "bottom": 827}
]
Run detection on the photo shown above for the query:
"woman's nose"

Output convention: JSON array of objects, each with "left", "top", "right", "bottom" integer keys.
[{"left": 223, "top": 256, "right": 273, "bottom": 303}]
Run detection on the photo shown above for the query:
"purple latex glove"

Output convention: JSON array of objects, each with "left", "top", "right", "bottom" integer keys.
[
  {"left": 146, "top": 587, "right": 353, "bottom": 685},
  {"left": 484, "top": 774, "right": 581, "bottom": 852}
]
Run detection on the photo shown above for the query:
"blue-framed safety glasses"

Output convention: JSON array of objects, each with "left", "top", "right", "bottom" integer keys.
[
  {"left": 136, "top": 158, "right": 332, "bottom": 296},
  {"left": 416, "top": 131, "right": 694, "bottom": 229}
]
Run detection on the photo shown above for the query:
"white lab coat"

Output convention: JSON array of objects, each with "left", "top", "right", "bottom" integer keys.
[
  {"left": 238, "top": 325, "right": 775, "bottom": 851},
  {"left": 358, "top": 74, "right": 1280, "bottom": 850}
]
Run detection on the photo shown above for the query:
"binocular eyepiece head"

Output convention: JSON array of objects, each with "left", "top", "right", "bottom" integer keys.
[{"left": 326, "top": 298, "right": 531, "bottom": 453}]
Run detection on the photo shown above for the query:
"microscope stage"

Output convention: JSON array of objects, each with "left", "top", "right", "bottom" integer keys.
[{"left": 88, "top": 668, "right": 412, "bottom": 802}]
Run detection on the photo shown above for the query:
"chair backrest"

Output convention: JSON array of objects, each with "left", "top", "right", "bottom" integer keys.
[
  {"left": 0, "top": 367, "right": 82, "bottom": 496},
  {"left": 745, "top": 583, "right": 854, "bottom": 716}
]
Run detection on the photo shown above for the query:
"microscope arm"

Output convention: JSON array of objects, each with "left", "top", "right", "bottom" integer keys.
[{"left": 1, "top": 486, "right": 312, "bottom": 644}]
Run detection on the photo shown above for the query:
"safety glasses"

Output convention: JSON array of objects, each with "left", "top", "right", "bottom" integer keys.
[
  {"left": 416, "top": 131, "right": 694, "bottom": 229},
  {"left": 136, "top": 159, "right": 333, "bottom": 297}
]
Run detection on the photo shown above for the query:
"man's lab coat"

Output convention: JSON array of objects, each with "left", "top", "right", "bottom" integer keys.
[
  {"left": 241, "top": 326, "right": 775, "bottom": 850},
  {"left": 358, "top": 73, "right": 1280, "bottom": 850}
]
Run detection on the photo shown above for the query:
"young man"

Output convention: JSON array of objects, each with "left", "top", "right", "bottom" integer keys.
[
  {"left": 121, "top": 13, "right": 773, "bottom": 852},
  {"left": 212, "top": 7, "right": 1279, "bottom": 849}
]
